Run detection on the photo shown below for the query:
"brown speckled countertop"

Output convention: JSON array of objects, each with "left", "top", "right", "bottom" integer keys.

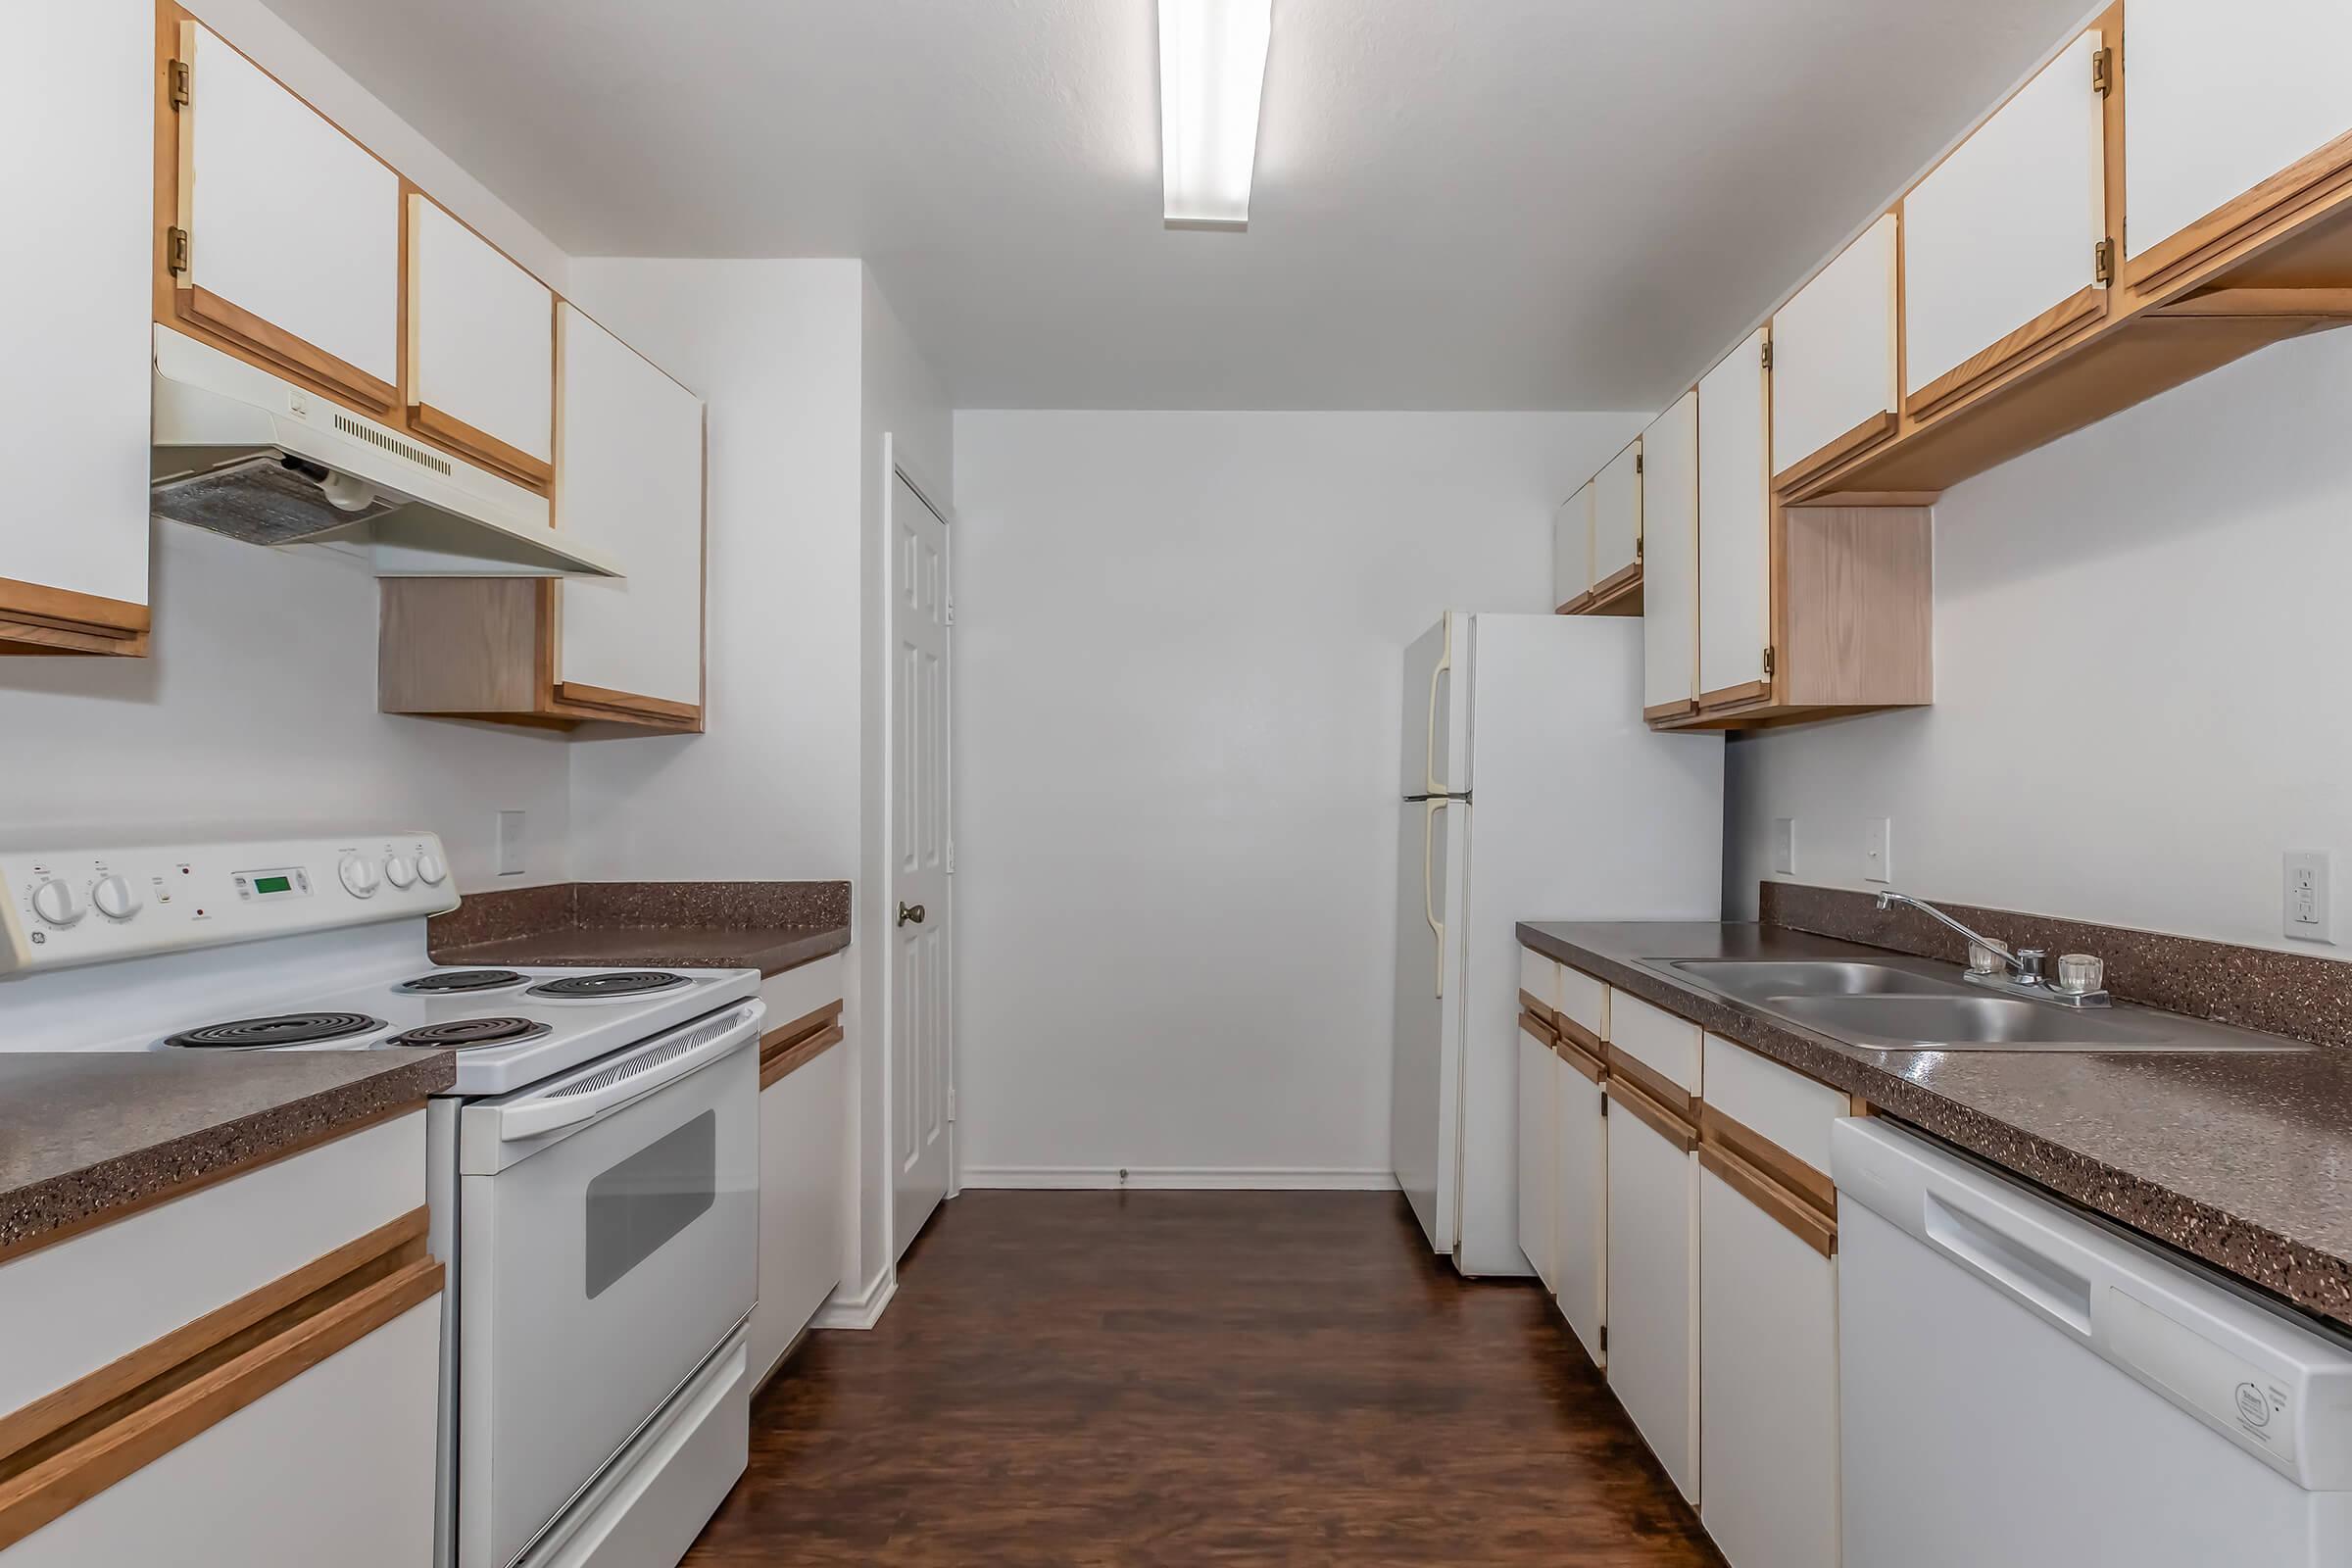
[
  {"left": 1519, "top": 920, "right": 2352, "bottom": 1330},
  {"left": 0, "top": 1050, "right": 453, "bottom": 1261},
  {"left": 430, "top": 880, "right": 850, "bottom": 979}
]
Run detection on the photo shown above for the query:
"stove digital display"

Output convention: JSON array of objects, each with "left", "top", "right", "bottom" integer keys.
[
  {"left": 235, "top": 866, "right": 310, "bottom": 901},
  {"left": 253, "top": 875, "right": 292, "bottom": 895}
]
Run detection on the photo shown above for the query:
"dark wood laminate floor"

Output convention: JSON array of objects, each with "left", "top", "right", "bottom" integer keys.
[{"left": 685, "top": 1191, "right": 1724, "bottom": 1567}]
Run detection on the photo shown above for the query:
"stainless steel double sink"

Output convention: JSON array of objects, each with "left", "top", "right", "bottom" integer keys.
[{"left": 1646, "top": 956, "right": 2302, "bottom": 1054}]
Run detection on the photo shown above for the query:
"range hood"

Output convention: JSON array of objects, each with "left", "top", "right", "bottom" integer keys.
[{"left": 148, "top": 326, "right": 619, "bottom": 578}]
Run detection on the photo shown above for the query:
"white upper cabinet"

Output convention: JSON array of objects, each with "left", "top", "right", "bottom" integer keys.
[
  {"left": 1641, "top": 391, "right": 1698, "bottom": 714},
  {"left": 2125, "top": 0, "right": 2352, "bottom": 264},
  {"left": 555, "top": 306, "right": 706, "bottom": 711},
  {"left": 1771, "top": 213, "right": 1898, "bottom": 481},
  {"left": 1903, "top": 28, "right": 2108, "bottom": 408},
  {"left": 407, "top": 196, "right": 554, "bottom": 482},
  {"left": 1552, "top": 481, "right": 1592, "bottom": 611},
  {"left": 176, "top": 23, "right": 401, "bottom": 408},
  {"left": 1, "top": 0, "right": 152, "bottom": 647},
  {"left": 1592, "top": 439, "right": 1643, "bottom": 592},
  {"left": 1696, "top": 328, "right": 1771, "bottom": 704}
]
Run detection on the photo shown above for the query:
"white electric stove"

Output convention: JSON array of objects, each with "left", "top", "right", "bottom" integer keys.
[{"left": 0, "top": 833, "right": 763, "bottom": 1568}]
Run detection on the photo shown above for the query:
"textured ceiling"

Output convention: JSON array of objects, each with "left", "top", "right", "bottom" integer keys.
[{"left": 258, "top": 0, "right": 2094, "bottom": 409}]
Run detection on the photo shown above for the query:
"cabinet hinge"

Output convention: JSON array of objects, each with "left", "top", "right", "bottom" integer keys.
[
  {"left": 2090, "top": 45, "right": 2113, "bottom": 97},
  {"left": 1761, "top": 644, "right": 1776, "bottom": 679},
  {"left": 1634, "top": 452, "right": 1643, "bottom": 476},
  {"left": 166, "top": 226, "right": 190, "bottom": 276},
  {"left": 169, "top": 58, "right": 191, "bottom": 110},
  {"left": 1760, "top": 339, "right": 1773, "bottom": 371},
  {"left": 1599, "top": 1324, "right": 1608, "bottom": 1353},
  {"left": 2093, "top": 237, "right": 2115, "bottom": 286},
  {"left": 1635, "top": 525, "right": 1643, "bottom": 564}
]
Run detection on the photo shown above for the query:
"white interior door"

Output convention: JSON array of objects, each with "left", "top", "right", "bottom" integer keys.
[{"left": 891, "top": 471, "right": 953, "bottom": 1258}]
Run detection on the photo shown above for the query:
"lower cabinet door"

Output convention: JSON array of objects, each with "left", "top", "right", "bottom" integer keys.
[
  {"left": 1516, "top": 1023, "right": 1558, "bottom": 1289},
  {"left": 1604, "top": 1087, "right": 1701, "bottom": 1504},
  {"left": 5, "top": 1298, "right": 439, "bottom": 1567},
  {"left": 1699, "top": 1162, "right": 1840, "bottom": 1568},
  {"left": 753, "top": 1044, "right": 848, "bottom": 1381},
  {"left": 1553, "top": 1054, "right": 1606, "bottom": 1367}
]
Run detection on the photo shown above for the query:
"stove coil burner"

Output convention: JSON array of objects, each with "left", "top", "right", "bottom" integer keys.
[
  {"left": 525, "top": 971, "right": 690, "bottom": 1000},
  {"left": 396, "top": 970, "right": 528, "bottom": 995},
  {"left": 166, "top": 1012, "right": 384, "bottom": 1050},
  {"left": 384, "top": 1017, "right": 551, "bottom": 1050}
]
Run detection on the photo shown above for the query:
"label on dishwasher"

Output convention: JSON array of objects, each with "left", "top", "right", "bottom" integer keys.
[{"left": 2105, "top": 1285, "right": 2296, "bottom": 1475}]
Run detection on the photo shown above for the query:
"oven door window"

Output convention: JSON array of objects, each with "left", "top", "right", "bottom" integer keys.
[{"left": 584, "top": 1110, "right": 717, "bottom": 1298}]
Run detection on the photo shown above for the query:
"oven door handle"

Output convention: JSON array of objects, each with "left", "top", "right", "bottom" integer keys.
[{"left": 488, "top": 1001, "right": 766, "bottom": 1144}]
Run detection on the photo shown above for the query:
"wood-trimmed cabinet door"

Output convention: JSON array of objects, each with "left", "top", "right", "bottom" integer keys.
[
  {"left": 552, "top": 305, "right": 707, "bottom": 720},
  {"left": 1901, "top": 24, "right": 2111, "bottom": 422},
  {"left": 1516, "top": 1015, "right": 1558, "bottom": 1289},
  {"left": 1771, "top": 212, "right": 1899, "bottom": 491},
  {"left": 1552, "top": 1039, "right": 1607, "bottom": 1369},
  {"left": 1552, "top": 481, "right": 1593, "bottom": 612},
  {"left": 1640, "top": 391, "right": 1698, "bottom": 720},
  {"left": 406, "top": 195, "right": 554, "bottom": 489},
  {"left": 2, "top": 0, "right": 152, "bottom": 656},
  {"left": 2123, "top": 0, "right": 2352, "bottom": 294},
  {"left": 1589, "top": 438, "right": 1642, "bottom": 608},
  {"left": 166, "top": 18, "right": 402, "bottom": 414},
  {"left": 1695, "top": 327, "right": 1772, "bottom": 710},
  {"left": 1603, "top": 1080, "right": 1701, "bottom": 1505}
]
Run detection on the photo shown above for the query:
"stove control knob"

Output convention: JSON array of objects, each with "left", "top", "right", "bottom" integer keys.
[
  {"left": 92, "top": 874, "right": 142, "bottom": 921},
  {"left": 383, "top": 854, "right": 416, "bottom": 890},
  {"left": 416, "top": 851, "right": 447, "bottom": 887},
  {"left": 338, "top": 854, "right": 380, "bottom": 899},
  {"left": 30, "top": 878, "right": 82, "bottom": 928}
]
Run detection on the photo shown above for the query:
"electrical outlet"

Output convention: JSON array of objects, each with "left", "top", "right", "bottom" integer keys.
[
  {"left": 1864, "top": 817, "right": 1892, "bottom": 884},
  {"left": 1772, "top": 818, "right": 1796, "bottom": 876},
  {"left": 2283, "top": 850, "right": 2332, "bottom": 944},
  {"left": 497, "top": 810, "right": 526, "bottom": 877}
]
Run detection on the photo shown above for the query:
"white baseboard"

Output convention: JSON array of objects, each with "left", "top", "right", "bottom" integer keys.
[
  {"left": 960, "top": 1165, "right": 1400, "bottom": 1192},
  {"left": 811, "top": 1269, "right": 897, "bottom": 1331}
]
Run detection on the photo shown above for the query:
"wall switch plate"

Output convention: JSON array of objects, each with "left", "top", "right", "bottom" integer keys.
[
  {"left": 2283, "top": 850, "right": 2332, "bottom": 944},
  {"left": 1772, "top": 818, "right": 1796, "bottom": 876},
  {"left": 1865, "top": 817, "right": 1892, "bottom": 884},
  {"left": 497, "top": 810, "right": 526, "bottom": 877}
]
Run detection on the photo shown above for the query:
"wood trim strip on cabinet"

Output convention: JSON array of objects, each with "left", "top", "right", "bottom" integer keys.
[
  {"left": 0, "top": 1243, "right": 441, "bottom": 1550},
  {"left": 2124, "top": 125, "right": 2352, "bottom": 302},
  {"left": 1553, "top": 1034, "right": 1606, "bottom": 1085},
  {"left": 1699, "top": 1142, "right": 1837, "bottom": 1259},
  {"left": 1903, "top": 283, "right": 2106, "bottom": 424},
  {"left": 1580, "top": 562, "right": 1642, "bottom": 612},
  {"left": 411, "top": 402, "right": 556, "bottom": 491},
  {"left": 175, "top": 285, "right": 399, "bottom": 415},
  {"left": 1602, "top": 1077, "right": 1698, "bottom": 1154},
  {"left": 1695, "top": 679, "right": 1770, "bottom": 713},
  {"left": 1642, "top": 698, "right": 1697, "bottom": 723},
  {"left": 1517, "top": 990, "right": 1558, "bottom": 1030},
  {"left": 0, "top": 619, "right": 149, "bottom": 657},
  {"left": 0, "top": 1102, "right": 425, "bottom": 1271},
  {"left": 0, "top": 578, "right": 149, "bottom": 639},
  {"left": 1554, "top": 593, "right": 1592, "bottom": 616},
  {"left": 1698, "top": 1103, "right": 1836, "bottom": 1217},
  {"left": 1770, "top": 409, "right": 1897, "bottom": 495},
  {"left": 1553, "top": 1013, "right": 1603, "bottom": 1058},
  {"left": 550, "top": 681, "right": 702, "bottom": 728},
  {"left": 2148, "top": 287, "right": 2352, "bottom": 318},
  {"left": 1517, "top": 1008, "right": 1557, "bottom": 1048},
  {"left": 1602, "top": 1043, "right": 1695, "bottom": 1122},
  {"left": 0, "top": 1208, "right": 426, "bottom": 1464},
  {"left": 761, "top": 1025, "right": 844, "bottom": 1089}
]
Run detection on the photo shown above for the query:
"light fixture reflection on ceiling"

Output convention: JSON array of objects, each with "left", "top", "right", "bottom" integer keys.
[{"left": 1157, "top": 0, "right": 1272, "bottom": 230}]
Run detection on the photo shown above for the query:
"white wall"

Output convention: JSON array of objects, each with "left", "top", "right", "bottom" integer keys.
[
  {"left": 951, "top": 410, "right": 1644, "bottom": 1183},
  {"left": 0, "top": 0, "right": 576, "bottom": 888},
  {"left": 1728, "top": 329, "right": 2352, "bottom": 960}
]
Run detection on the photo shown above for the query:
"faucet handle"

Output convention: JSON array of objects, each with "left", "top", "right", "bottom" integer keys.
[
  {"left": 2056, "top": 954, "right": 2105, "bottom": 996},
  {"left": 1965, "top": 942, "right": 2005, "bottom": 976},
  {"left": 2012, "top": 948, "right": 2046, "bottom": 984}
]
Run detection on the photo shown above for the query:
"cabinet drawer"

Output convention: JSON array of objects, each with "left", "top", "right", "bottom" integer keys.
[
  {"left": 1605, "top": 990, "right": 1701, "bottom": 1103},
  {"left": 1518, "top": 947, "right": 1559, "bottom": 1022},
  {"left": 0, "top": 1112, "right": 424, "bottom": 1426},
  {"left": 1700, "top": 1034, "right": 1849, "bottom": 1208},
  {"left": 1, "top": 1297, "right": 438, "bottom": 1565},
  {"left": 1556, "top": 967, "right": 1606, "bottom": 1051}
]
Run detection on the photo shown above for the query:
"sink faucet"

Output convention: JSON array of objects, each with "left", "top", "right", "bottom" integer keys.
[{"left": 1875, "top": 891, "right": 2107, "bottom": 1006}]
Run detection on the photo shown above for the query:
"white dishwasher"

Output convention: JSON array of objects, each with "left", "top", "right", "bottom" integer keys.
[{"left": 1833, "top": 1118, "right": 2352, "bottom": 1567}]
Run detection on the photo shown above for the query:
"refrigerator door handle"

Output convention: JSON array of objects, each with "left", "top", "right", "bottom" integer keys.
[
  {"left": 1424, "top": 616, "right": 1452, "bottom": 797},
  {"left": 1423, "top": 797, "right": 1448, "bottom": 998}
]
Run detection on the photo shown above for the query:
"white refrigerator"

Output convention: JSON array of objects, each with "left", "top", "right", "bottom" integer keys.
[{"left": 1391, "top": 612, "right": 1724, "bottom": 1276}]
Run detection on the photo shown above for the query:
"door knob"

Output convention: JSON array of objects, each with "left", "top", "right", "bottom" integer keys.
[{"left": 897, "top": 902, "right": 927, "bottom": 927}]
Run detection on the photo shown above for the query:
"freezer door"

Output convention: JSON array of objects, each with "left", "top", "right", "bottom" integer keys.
[{"left": 1400, "top": 612, "right": 1469, "bottom": 798}]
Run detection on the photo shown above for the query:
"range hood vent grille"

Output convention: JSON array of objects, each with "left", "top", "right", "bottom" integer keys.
[{"left": 333, "top": 413, "right": 452, "bottom": 476}]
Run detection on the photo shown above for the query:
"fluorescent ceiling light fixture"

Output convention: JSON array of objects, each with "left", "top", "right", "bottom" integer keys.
[{"left": 1158, "top": 0, "right": 1272, "bottom": 230}]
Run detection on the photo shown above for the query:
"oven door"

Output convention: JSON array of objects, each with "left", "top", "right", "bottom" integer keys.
[{"left": 455, "top": 1000, "right": 762, "bottom": 1568}]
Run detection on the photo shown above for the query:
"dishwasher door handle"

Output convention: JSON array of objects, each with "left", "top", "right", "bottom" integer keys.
[{"left": 1923, "top": 1191, "right": 2095, "bottom": 1336}]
